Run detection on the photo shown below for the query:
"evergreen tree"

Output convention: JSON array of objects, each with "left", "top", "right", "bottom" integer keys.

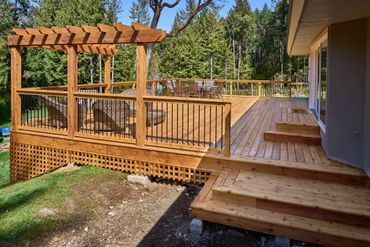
[{"left": 129, "top": 0, "right": 150, "bottom": 25}]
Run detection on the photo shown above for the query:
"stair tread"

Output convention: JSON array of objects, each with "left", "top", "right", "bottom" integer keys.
[
  {"left": 192, "top": 198, "right": 370, "bottom": 242},
  {"left": 215, "top": 170, "right": 370, "bottom": 217}
]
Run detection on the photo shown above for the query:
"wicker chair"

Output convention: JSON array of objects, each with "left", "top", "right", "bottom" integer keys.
[
  {"left": 187, "top": 82, "right": 200, "bottom": 97},
  {"left": 42, "top": 96, "right": 86, "bottom": 129},
  {"left": 92, "top": 99, "right": 131, "bottom": 132}
]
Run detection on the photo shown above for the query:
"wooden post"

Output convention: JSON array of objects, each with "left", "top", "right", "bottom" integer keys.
[
  {"left": 258, "top": 82, "right": 262, "bottom": 97},
  {"left": 67, "top": 45, "right": 78, "bottom": 137},
  {"left": 11, "top": 47, "right": 22, "bottom": 130},
  {"left": 229, "top": 80, "right": 233, "bottom": 96},
  {"left": 151, "top": 81, "right": 155, "bottom": 94},
  {"left": 136, "top": 44, "right": 147, "bottom": 146},
  {"left": 104, "top": 55, "right": 111, "bottom": 93},
  {"left": 224, "top": 102, "right": 231, "bottom": 157}
]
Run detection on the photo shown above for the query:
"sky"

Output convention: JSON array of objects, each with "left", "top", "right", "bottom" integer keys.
[{"left": 119, "top": 0, "right": 272, "bottom": 31}]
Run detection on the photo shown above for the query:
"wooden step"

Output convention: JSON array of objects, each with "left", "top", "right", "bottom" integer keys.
[
  {"left": 212, "top": 170, "right": 370, "bottom": 227},
  {"left": 206, "top": 156, "right": 369, "bottom": 187},
  {"left": 264, "top": 130, "right": 321, "bottom": 145},
  {"left": 275, "top": 121, "right": 320, "bottom": 135},
  {"left": 191, "top": 171, "right": 370, "bottom": 247},
  {"left": 192, "top": 199, "right": 370, "bottom": 247}
]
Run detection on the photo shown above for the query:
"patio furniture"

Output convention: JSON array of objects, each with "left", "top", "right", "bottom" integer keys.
[
  {"left": 187, "top": 82, "right": 200, "bottom": 97},
  {"left": 121, "top": 88, "right": 167, "bottom": 127},
  {"left": 42, "top": 95, "right": 87, "bottom": 129},
  {"left": 166, "top": 80, "right": 175, "bottom": 96},
  {"left": 208, "top": 82, "right": 224, "bottom": 98},
  {"left": 92, "top": 99, "right": 130, "bottom": 132},
  {"left": 175, "top": 80, "right": 186, "bottom": 97}
]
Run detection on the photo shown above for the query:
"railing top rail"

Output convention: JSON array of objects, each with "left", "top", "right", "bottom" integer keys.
[
  {"left": 144, "top": 95, "right": 230, "bottom": 105},
  {"left": 17, "top": 88, "right": 68, "bottom": 96},
  {"left": 74, "top": 92, "right": 137, "bottom": 100}
]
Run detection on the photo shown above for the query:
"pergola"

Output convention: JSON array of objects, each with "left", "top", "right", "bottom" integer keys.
[{"left": 9, "top": 22, "right": 166, "bottom": 146}]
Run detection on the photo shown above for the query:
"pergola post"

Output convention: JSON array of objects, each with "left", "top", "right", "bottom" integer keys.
[
  {"left": 136, "top": 44, "right": 147, "bottom": 146},
  {"left": 104, "top": 55, "right": 111, "bottom": 93},
  {"left": 10, "top": 47, "right": 22, "bottom": 130},
  {"left": 67, "top": 45, "right": 78, "bottom": 137}
]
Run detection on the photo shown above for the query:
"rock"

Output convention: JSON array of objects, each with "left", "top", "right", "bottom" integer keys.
[
  {"left": 53, "top": 162, "right": 80, "bottom": 174},
  {"left": 37, "top": 208, "right": 57, "bottom": 218},
  {"left": 227, "top": 229, "right": 245, "bottom": 238},
  {"left": 84, "top": 226, "right": 88, "bottom": 232},
  {"left": 176, "top": 186, "right": 185, "bottom": 192},
  {"left": 108, "top": 211, "right": 115, "bottom": 217},
  {"left": 275, "top": 236, "right": 290, "bottom": 247},
  {"left": 127, "top": 174, "right": 151, "bottom": 186},
  {"left": 189, "top": 218, "right": 204, "bottom": 235}
]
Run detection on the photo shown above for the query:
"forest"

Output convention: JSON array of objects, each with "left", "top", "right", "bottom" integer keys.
[{"left": 0, "top": 0, "right": 307, "bottom": 121}]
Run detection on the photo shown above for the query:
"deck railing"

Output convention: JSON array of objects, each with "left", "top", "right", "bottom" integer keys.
[{"left": 15, "top": 78, "right": 307, "bottom": 158}]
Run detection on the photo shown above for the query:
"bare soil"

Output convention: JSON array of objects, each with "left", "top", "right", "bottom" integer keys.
[{"left": 16, "top": 171, "right": 268, "bottom": 247}]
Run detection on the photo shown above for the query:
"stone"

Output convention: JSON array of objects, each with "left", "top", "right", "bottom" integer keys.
[
  {"left": 189, "top": 218, "right": 204, "bottom": 235},
  {"left": 127, "top": 174, "right": 151, "bottom": 186},
  {"left": 53, "top": 162, "right": 80, "bottom": 174},
  {"left": 275, "top": 236, "right": 290, "bottom": 247},
  {"left": 38, "top": 208, "right": 57, "bottom": 218}
]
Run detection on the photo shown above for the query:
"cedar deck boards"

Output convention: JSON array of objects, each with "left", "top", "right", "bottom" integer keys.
[
  {"left": 191, "top": 170, "right": 370, "bottom": 247},
  {"left": 229, "top": 97, "right": 341, "bottom": 167}
]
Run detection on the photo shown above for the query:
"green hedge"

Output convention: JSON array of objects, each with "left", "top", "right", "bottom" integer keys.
[{"left": 0, "top": 96, "right": 11, "bottom": 127}]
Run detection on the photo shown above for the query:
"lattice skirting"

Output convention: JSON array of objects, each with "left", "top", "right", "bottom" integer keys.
[{"left": 10, "top": 141, "right": 210, "bottom": 183}]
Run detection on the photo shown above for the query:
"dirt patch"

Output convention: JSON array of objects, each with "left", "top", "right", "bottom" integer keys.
[{"left": 0, "top": 171, "right": 316, "bottom": 246}]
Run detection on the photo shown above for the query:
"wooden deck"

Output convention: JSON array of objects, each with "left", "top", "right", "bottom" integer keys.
[{"left": 228, "top": 97, "right": 343, "bottom": 167}]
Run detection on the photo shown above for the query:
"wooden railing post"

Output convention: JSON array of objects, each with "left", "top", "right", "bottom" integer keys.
[
  {"left": 67, "top": 45, "right": 78, "bottom": 137},
  {"left": 11, "top": 47, "right": 22, "bottom": 130},
  {"left": 151, "top": 81, "right": 155, "bottom": 94},
  {"left": 136, "top": 44, "right": 147, "bottom": 146},
  {"left": 224, "top": 102, "right": 231, "bottom": 157},
  {"left": 104, "top": 55, "right": 111, "bottom": 93},
  {"left": 258, "top": 82, "right": 262, "bottom": 97},
  {"left": 229, "top": 80, "right": 233, "bottom": 96}
]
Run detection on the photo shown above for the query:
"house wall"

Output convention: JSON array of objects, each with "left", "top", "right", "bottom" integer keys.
[
  {"left": 364, "top": 17, "right": 370, "bottom": 176},
  {"left": 325, "top": 18, "right": 367, "bottom": 169}
]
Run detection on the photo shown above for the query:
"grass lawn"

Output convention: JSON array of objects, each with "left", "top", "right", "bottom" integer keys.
[
  {"left": 0, "top": 121, "right": 11, "bottom": 128},
  {"left": 0, "top": 165, "right": 114, "bottom": 243},
  {"left": 0, "top": 151, "right": 10, "bottom": 187}
]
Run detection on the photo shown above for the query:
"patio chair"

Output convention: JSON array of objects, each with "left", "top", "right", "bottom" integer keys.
[
  {"left": 166, "top": 80, "right": 175, "bottom": 96},
  {"left": 92, "top": 99, "right": 131, "bottom": 132},
  {"left": 187, "top": 82, "right": 200, "bottom": 98},
  {"left": 206, "top": 82, "right": 224, "bottom": 98},
  {"left": 42, "top": 96, "right": 87, "bottom": 129},
  {"left": 175, "top": 81, "right": 186, "bottom": 97}
]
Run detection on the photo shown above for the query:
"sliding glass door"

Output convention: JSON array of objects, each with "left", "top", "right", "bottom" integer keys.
[{"left": 316, "top": 40, "right": 328, "bottom": 127}]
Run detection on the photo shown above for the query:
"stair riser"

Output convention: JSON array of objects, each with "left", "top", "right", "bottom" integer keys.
[
  {"left": 276, "top": 123, "right": 320, "bottom": 135},
  {"left": 192, "top": 207, "right": 370, "bottom": 247},
  {"left": 264, "top": 132, "right": 321, "bottom": 145},
  {"left": 212, "top": 190, "right": 370, "bottom": 228}
]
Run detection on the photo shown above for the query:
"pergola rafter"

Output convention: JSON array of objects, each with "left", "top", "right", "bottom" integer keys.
[{"left": 8, "top": 22, "right": 166, "bottom": 55}]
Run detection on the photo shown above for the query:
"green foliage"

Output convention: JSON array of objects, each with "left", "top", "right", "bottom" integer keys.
[
  {"left": 129, "top": 0, "right": 150, "bottom": 25},
  {"left": 0, "top": 151, "right": 10, "bottom": 187}
]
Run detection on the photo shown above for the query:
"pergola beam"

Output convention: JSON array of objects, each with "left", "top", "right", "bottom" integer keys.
[
  {"left": 27, "top": 44, "right": 119, "bottom": 56},
  {"left": 8, "top": 22, "right": 166, "bottom": 47}
]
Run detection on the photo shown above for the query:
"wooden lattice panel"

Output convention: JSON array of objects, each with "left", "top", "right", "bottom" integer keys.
[
  {"left": 70, "top": 150, "right": 210, "bottom": 183},
  {"left": 10, "top": 141, "right": 68, "bottom": 182},
  {"left": 10, "top": 141, "right": 210, "bottom": 183}
]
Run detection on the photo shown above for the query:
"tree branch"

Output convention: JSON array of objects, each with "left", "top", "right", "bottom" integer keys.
[
  {"left": 161, "top": 0, "right": 180, "bottom": 10},
  {"left": 166, "top": 0, "right": 213, "bottom": 37}
]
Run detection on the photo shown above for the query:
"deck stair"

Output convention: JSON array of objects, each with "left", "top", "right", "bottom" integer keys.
[
  {"left": 264, "top": 121, "right": 321, "bottom": 144},
  {"left": 191, "top": 167, "right": 370, "bottom": 247}
]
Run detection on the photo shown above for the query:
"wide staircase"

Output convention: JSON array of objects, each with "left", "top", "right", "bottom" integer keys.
[{"left": 192, "top": 122, "right": 370, "bottom": 247}]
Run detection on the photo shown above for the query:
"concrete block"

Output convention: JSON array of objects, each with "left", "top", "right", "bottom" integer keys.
[
  {"left": 190, "top": 218, "right": 204, "bottom": 235},
  {"left": 275, "top": 236, "right": 290, "bottom": 247},
  {"left": 127, "top": 174, "right": 151, "bottom": 186}
]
